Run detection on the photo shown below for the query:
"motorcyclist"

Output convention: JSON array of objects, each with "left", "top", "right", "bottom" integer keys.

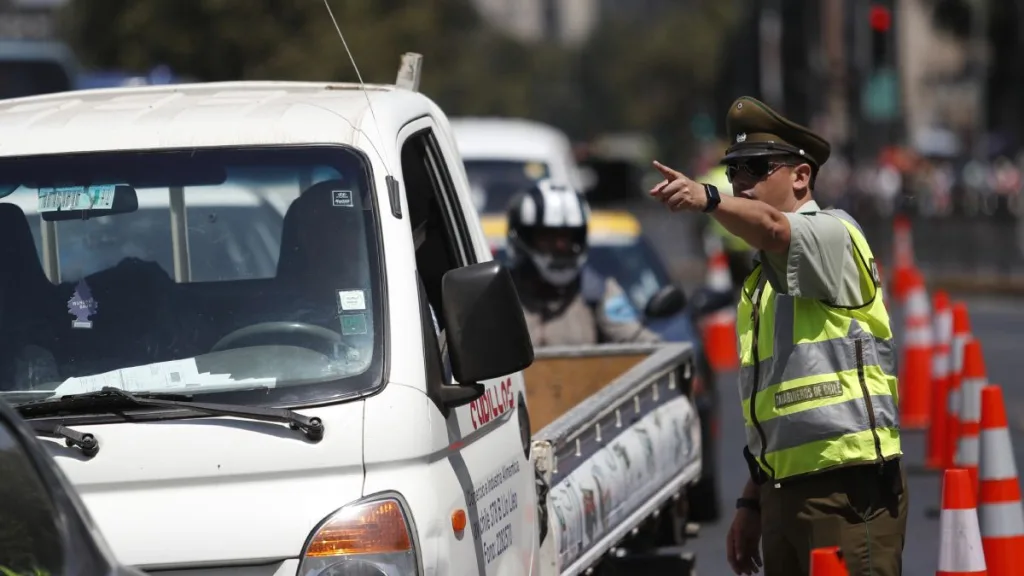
[{"left": 505, "top": 178, "right": 661, "bottom": 346}]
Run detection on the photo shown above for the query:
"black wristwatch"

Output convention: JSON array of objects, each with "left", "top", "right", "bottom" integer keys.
[
  {"left": 736, "top": 497, "right": 760, "bottom": 513},
  {"left": 702, "top": 183, "right": 721, "bottom": 213}
]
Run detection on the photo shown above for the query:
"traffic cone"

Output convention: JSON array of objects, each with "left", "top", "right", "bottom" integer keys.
[
  {"left": 937, "top": 468, "right": 987, "bottom": 575},
  {"left": 810, "top": 546, "right": 848, "bottom": 575},
  {"left": 700, "top": 233, "right": 739, "bottom": 371},
  {"left": 955, "top": 340, "right": 987, "bottom": 495},
  {"left": 899, "top": 269, "right": 932, "bottom": 429},
  {"left": 927, "top": 290, "right": 953, "bottom": 470},
  {"left": 891, "top": 214, "right": 915, "bottom": 302},
  {"left": 945, "top": 302, "right": 973, "bottom": 470},
  {"left": 978, "top": 385, "right": 1024, "bottom": 576}
]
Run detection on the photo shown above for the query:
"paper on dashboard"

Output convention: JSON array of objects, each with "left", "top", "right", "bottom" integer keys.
[{"left": 52, "top": 359, "right": 202, "bottom": 396}]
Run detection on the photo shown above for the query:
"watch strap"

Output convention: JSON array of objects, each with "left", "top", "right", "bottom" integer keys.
[
  {"left": 736, "top": 497, "right": 761, "bottom": 512},
  {"left": 703, "top": 183, "right": 721, "bottom": 213}
]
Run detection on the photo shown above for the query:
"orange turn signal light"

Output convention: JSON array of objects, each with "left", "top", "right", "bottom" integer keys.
[
  {"left": 306, "top": 498, "right": 412, "bottom": 557},
  {"left": 451, "top": 509, "right": 467, "bottom": 533}
]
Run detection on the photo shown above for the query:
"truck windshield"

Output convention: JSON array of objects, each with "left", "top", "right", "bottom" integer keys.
[
  {"left": 0, "top": 146, "right": 384, "bottom": 410},
  {"left": 463, "top": 159, "right": 550, "bottom": 214}
]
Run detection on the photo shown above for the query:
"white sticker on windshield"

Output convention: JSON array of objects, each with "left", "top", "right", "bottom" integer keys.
[
  {"left": 337, "top": 289, "right": 366, "bottom": 311},
  {"left": 38, "top": 184, "right": 116, "bottom": 213},
  {"left": 331, "top": 189, "right": 354, "bottom": 208}
]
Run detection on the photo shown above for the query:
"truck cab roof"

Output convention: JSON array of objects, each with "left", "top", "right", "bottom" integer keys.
[{"left": 0, "top": 80, "right": 444, "bottom": 157}]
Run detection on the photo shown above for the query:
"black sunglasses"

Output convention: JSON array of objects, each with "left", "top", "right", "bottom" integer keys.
[{"left": 725, "top": 157, "right": 801, "bottom": 183}]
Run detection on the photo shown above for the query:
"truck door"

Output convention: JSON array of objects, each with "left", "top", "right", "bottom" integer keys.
[{"left": 397, "top": 116, "right": 539, "bottom": 575}]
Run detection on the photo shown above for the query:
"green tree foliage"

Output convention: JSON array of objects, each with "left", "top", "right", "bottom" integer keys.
[
  {"left": 57, "top": 0, "right": 735, "bottom": 163},
  {"left": 575, "top": 2, "right": 738, "bottom": 162}
]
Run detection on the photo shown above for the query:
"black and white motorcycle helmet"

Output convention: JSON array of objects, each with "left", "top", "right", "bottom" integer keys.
[{"left": 506, "top": 178, "right": 590, "bottom": 287}]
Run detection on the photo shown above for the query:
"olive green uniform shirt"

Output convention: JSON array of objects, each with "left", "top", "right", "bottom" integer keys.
[{"left": 757, "top": 200, "right": 870, "bottom": 308}]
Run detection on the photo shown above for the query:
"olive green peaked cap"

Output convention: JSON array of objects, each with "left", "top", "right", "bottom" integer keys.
[{"left": 721, "top": 96, "right": 831, "bottom": 168}]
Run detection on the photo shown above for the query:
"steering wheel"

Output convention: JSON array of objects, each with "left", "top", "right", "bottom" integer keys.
[{"left": 210, "top": 321, "right": 354, "bottom": 357}]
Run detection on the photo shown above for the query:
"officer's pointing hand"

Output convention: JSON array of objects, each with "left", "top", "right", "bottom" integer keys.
[{"left": 650, "top": 160, "right": 708, "bottom": 212}]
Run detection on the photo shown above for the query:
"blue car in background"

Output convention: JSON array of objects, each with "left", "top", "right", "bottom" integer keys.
[{"left": 481, "top": 209, "right": 726, "bottom": 521}]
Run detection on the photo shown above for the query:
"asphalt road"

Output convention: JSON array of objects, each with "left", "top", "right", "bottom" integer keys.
[{"left": 686, "top": 295, "right": 1024, "bottom": 576}]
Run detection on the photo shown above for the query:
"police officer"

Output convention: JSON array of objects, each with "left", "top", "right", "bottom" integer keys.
[
  {"left": 649, "top": 96, "right": 906, "bottom": 576},
  {"left": 506, "top": 179, "right": 660, "bottom": 346}
]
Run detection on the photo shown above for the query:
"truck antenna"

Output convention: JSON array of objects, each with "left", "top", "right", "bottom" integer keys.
[{"left": 321, "top": 0, "right": 391, "bottom": 170}]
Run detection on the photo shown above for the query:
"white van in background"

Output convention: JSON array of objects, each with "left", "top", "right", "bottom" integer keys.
[{"left": 450, "top": 117, "right": 592, "bottom": 214}]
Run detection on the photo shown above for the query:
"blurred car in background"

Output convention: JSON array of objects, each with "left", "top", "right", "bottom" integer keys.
[
  {"left": 450, "top": 116, "right": 592, "bottom": 214},
  {"left": 481, "top": 210, "right": 725, "bottom": 522},
  {"left": 0, "top": 396, "right": 145, "bottom": 576},
  {"left": 0, "top": 39, "right": 78, "bottom": 100}
]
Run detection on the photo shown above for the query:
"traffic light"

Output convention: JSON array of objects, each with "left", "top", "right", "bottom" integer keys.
[{"left": 870, "top": 4, "right": 892, "bottom": 68}]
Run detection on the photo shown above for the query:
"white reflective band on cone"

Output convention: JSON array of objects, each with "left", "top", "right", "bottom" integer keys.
[
  {"left": 979, "top": 502, "right": 1024, "bottom": 538},
  {"left": 905, "top": 324, "right": 933, "bottom": 348},
  {"left": 980, "top": 428, "right": 1019, "bottom": 480},
  {"left": 906, "top": 289, "right": 930, "bottom": 318},
  {"left": 952, "top": 335, "right": 968, "bottom": 372},
  {"left": 961, "top": 377, "right": 986, "bottom": 421},
  {"left": 956, "top": 435, "right": 980, "bottom": 466},
  {"left": 938, "top": 509, "right": 987, "bottom": 572},
  {"left": 935, "top": 310, "right": 953, "bottom": 344},
  {"left": 949, "top": 388, "right": 961, "bottom": 416}
]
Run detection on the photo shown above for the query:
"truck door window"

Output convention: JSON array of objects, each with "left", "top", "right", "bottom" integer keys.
[{"left": 400, "top": 128, "right": 475, "bottom": 318}]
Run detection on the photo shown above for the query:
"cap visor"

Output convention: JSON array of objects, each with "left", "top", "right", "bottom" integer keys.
[{"left": 720, "top": 147, "right": 783, "bottom": 164}]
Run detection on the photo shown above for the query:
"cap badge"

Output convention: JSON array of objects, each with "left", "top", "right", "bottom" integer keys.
[{"left": 736, "top": 133, "right": 747, "bottom": 143}]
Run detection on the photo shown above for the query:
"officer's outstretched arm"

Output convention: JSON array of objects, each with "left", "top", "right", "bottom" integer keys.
[{"left": 595, "top": 278, "right": 662, "bottom": 344}]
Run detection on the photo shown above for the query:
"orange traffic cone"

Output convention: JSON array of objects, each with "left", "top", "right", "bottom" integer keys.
[
  {"left": 937, "top": 468, "right": 988, "bottom": 575},
  {"left": 978, "top": 385, "right": 1024, "bottom": 576},
  {"left": 899, "top": 269, "right": 932, "bottom": 429},
  {"left": 945, "top": 302, "right": 973, "bottom": 470},
  {"left": 927, "top": 290, "right": 953, "bottom": 470},
  {"left": 891, "top": 214, "right": 915, "bottom": 302},
  {"left": 700, "top": 234, "right": 738, "bottom": 371},
  {"left": 955, "top": 340, "right": 988, "bottom": 495},
  {"left": 810, "top": 546, "right": 848, "bottom": 575}
]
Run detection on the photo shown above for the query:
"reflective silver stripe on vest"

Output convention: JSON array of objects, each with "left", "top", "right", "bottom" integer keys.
[
  {"left": 739, "top": 294, "right": 897, "bottom": 400},
  {"left": 748, "top": 394, "right": 899, "bottom": 454}
]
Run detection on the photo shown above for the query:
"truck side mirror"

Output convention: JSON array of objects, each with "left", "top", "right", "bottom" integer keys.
[
  {"left": 690, "top": 286, "right": 736, "bottom": 319},
  {"left": 441, "top": 260, "right": 535, "bottom": 384},
  {"left": 645, "top": 284, "right": 687, "bottom": 319}
]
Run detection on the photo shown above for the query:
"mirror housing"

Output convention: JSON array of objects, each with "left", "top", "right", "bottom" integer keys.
[
  {"left": 689, "top": 287, "right": 736, "bottom": 319},
  {"left": 645, "top": 284, "right": 687, "bottom": 319},
  {"left": 442, "top": 260, "right": 534, "bottom": 384}
]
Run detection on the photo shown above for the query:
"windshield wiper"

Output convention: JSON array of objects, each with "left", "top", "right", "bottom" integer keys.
[
  {"left": 29, "top": 420, "right": 100, "bottom": 457},
  {"left": 17, "top": 387, "right": 325, "bottom": 442}
]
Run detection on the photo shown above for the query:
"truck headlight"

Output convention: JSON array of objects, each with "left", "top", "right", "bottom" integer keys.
[{"left": 298, "top": 493, "right": 420, "bottom": 576}]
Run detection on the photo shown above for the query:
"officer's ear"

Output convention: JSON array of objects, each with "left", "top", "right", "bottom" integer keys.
[{"left": 791, "top": 162, "right": 813, "bottom": 194}]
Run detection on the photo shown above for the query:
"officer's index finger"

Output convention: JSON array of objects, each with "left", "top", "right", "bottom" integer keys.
[{"left": 652, "top": 160, "right": 682, "bottom": 180}]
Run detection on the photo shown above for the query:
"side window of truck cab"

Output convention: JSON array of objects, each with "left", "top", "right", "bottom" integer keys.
[{"left": 399, "top": 122, "right": 476, "bottom": 382}]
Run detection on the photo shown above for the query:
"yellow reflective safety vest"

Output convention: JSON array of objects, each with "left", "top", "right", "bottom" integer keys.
[{"left": 737, "top": 209, "right": 901, "bottom": 481}]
